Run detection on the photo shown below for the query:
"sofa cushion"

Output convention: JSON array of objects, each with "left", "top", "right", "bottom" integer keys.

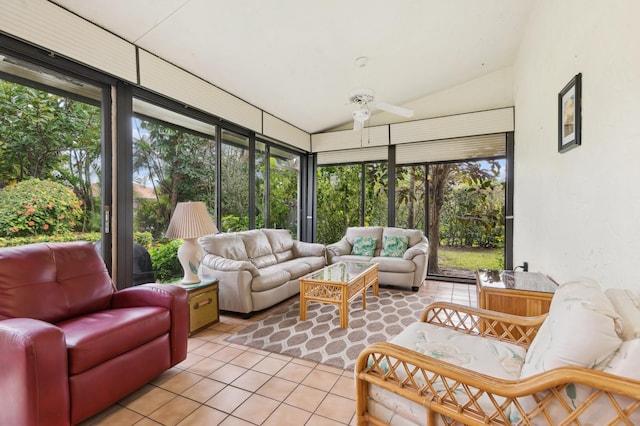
[
  {"left": 261, "top": 229, "right": 294, "bottom": 254},
  {"left": 390, "top": 321, "right": 526, "bottom": 379},
  {"left": 352, "top": 236, "right": 377, "bottom": 256},
  {"left": 345, "top": 226, "right": 383, "bottom": 247},
  {"left": 251, "top": 267, "right": 291, "bottom": 292},
  {"left": 274, "top": 250, "right": 294, "bottom": 263},
  {"left": 250, "top": 254, "right": 278, "bottom": 269},
  {"left": 606, "top": 288, "right": 640, "bottom": 340},
  {"left": 514, "top": 336, "right": 640, "bottom": 424},
  {"left": 300, "top": 256, "right": 326, "bottom": 271},
  {"left": 569, "top": 338, "right": 640, "bottom": 424},
  {"left": 59, "top": 306, "right": 169, "bottom": 375},
  {"left": 277, "top": 258, "right": 313, "bottom": 279},
  {"left": 521, "top": 279, "right": 622, "bottom": 378},
  {"left": 513, "top": 283, "right": 631, "bottom": 425},
  {"left": 241, "top": 230, "right": 274, "bottom": 258},
  {"left": 604, "top": 338, "right": 640, "bottom": 379},
  {"left": 382, "top": 227, "right": 423, "bottom": 248},
  {"left": 371, "top": 256, "right": 415, "bottom": 273},
  {"left": 377, "top": 321, "right": 526, "bottom": 421},
  {"left": 381, "top": 235, "right": 408, "bottom": 258},
  {"left": 293, "top": 241, "right": 325, "bottom": 258},
  {"left": 199, "top": 233, "right": 248, "bottom": 261},
  {"left": 331, "top": 254, "right": 374, "bottom": 263}
]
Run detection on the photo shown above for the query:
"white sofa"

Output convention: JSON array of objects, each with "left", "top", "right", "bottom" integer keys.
[
  {"left": 198, "top": 229, "right": 325, "bottom": 316},
  {"left": 326, "top": 226, "right": 428, "bottom": 291},
  {"left": 355, "top": 279, "right": 640, "bottom": 425}
]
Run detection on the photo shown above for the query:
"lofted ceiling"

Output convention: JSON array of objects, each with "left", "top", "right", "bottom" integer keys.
[{"left": 51, "top": 0, "right": 534, "bottom": 134}]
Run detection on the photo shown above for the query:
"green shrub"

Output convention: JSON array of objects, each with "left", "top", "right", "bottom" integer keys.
[
  {"left": 221, "top": 214, "right": 249, "bottom": 232},
  {"left": 135, "top": 197, "right": 171, "bottom": 239},
  {"left": 149, "top": 239, "right": 182, "bottom": 282},
  {"left": 134, "top": 231, "right": 153, "bottom": 249},
  {"left": 0, "top": 178, "right": 83, "bottom": 238},
  {"left": 0, "top": 232, "right": 101, "bottom": 248}
]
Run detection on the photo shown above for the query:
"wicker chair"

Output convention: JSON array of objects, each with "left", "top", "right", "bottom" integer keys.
[{"left": 355, "top": 281, "right": 640, "bottom": 425}]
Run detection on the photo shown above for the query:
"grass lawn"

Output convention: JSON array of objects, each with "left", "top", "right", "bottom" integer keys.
[{"left": 438, "top": 246, "right": 503, "bottom": 271}]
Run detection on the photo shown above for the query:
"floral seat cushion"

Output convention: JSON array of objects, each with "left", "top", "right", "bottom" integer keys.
[
  {"left": 369, "top": 321, "right": 527, "bottom": 424},
  {"left": 387, "top": 321, "right": 526, "bottom": 379}
]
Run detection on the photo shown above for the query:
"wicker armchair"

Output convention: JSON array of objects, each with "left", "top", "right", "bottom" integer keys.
[{"left": 355, "top": 299, "right": 640, "bottom": 425}]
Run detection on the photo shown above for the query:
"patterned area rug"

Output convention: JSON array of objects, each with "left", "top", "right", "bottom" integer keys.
[{"left": 225, "top": 289, "right": 434, "bottom": 371}]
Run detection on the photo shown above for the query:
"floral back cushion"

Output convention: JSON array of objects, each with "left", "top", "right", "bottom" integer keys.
[
  {"left": 351, "top": 236, "right": 377, "bottom": 257},
  {"left": 381, "top": 235, "right": 409, "bottom": 258}
]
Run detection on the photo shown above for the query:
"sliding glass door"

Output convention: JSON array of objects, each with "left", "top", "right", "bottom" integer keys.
[
  {"left": 0, "top": 52, "right": 107, "bottom": 254},
  {"left": 427, "top": 159, "right": 506, "bottom": 279}
]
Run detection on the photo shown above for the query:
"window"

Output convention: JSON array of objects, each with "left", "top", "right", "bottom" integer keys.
[
  {"left": 365, "top": 162, "right": 388, "bottom": 227},
  {"left": 427, "top": 159, "right": 506, "bottom": 280},
  {"left": 0, "top": 53, "right": 106, "bottom": 251},
  {"left": 220, "top": 129, "right": 250, "bottom": 231},
  {"left": 269, "top": 145, "right": 300, "bottom": 236},
  {"left": 132, "top": 99, "right": 217, "bottom": 239},
  {"left": 255, "top": 141, "right": 267, "bottom": 229},
  {"left": 395, "top": 165, "right": 426, "bottom": 231},
  {"left": 316, "top": 164, "right": 361, "bottom": 244}
]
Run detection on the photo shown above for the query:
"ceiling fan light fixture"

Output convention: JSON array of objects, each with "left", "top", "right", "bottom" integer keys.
[
  {"left": 352, "top": 107, "right": 370, "bottom": 122},
  {"left": 349, "top": 88, "right": 375, "bottom": 105},
  {"left": 354, "top": 56, "right": 369, "bottom": 68}
]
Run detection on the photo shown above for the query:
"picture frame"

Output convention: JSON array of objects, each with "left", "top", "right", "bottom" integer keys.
[{"left": 558, "top": 73, "right": 582, "bottom": 153}]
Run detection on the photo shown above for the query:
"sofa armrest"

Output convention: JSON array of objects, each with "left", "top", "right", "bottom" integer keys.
[
  {"left": 0, "top": 318, "right": 69, "bottom": 426},
  {"left": 421, "top": 302, "right": 546, "bottom": 347},
  {"left": 112, "top": 284, "right": 188, "bottom": 366},
  {"left": 293, "top": 240, "right": 325, "bottom": 258},
  {"left": 402, "top": 238, "right": 429, "bottom": 260},
  {"left": 326, "top": 238, "right": 351, "bottom": 260},
  {"left": 201, "top": 254, "right": 260, "bottom": 277},
  {"left": 356, "top": 342, "right": 640, "bottom": 425}
]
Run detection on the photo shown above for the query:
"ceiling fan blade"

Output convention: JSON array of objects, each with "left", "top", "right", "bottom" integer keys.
[
  {"left": 353, "top": 118, "right": 364, "bottom": 131},
  {"left": 373, "top": 101, "right": 414, "bottom": 118}
]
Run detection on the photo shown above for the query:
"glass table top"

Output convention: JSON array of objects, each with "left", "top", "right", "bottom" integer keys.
[
  {"left": 476, "top": 269, "right": 558, "bottom": 293},
  {"left": 304, "top": 261, "right": 375, "bottom": 283}
]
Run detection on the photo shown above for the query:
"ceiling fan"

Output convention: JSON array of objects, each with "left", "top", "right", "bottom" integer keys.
[{"left": 349, "top": 88, "right": 414, "bottom": 131}]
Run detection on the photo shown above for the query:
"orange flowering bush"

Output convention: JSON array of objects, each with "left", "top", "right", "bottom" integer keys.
[{"left": 0, "top": 178, "right": 83, "bottom": 238}]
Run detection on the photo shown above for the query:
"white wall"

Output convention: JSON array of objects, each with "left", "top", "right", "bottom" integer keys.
[{"left": 513, "top": 0, "right": 640, "bottom": 288}]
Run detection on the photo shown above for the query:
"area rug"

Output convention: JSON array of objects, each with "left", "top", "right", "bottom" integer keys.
[{"left": 225, "top": 289, "right": 434, "bottom": 371}]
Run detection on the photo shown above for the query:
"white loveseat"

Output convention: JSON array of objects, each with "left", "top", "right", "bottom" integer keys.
[
  {"left": 198, "top": 229, "right": 325, "bottom": 316},
  {"left": 355, "top": 279, "right": 640, "bottom": 425},
  {"left": 326, "top": 227, "right": 428, "bottom": 291}
]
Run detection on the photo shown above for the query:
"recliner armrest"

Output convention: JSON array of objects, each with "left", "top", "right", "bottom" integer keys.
[
  {"left": 0, "top": 318, "right": 69, "bottom": 426},
  {"left": 112, "top": 284, "right": 188, "bottom": 366}
]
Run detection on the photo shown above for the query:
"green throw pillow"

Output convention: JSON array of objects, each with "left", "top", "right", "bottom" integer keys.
[
  {"left": 351, "top": 236, "right": 377, "bottom": 257},
  {"left": 382, "top": 235, "right": 409, "bottom": 258}
]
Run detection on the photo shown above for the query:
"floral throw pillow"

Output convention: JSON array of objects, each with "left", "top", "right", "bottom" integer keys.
[
  {"left": 351, "top": 236, "right": 377, "bottom": 257},
  {"left": 382, "top": 235, "right": 409, "bottom": 258}
]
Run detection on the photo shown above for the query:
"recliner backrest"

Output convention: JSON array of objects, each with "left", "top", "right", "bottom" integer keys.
[{"left": 0, "top": 241, "right": 114, "bottom": 323}]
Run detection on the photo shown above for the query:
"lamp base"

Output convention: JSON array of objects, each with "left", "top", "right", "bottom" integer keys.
[{"left": 177, "top": 238, "right": 201, "bottom": 285}]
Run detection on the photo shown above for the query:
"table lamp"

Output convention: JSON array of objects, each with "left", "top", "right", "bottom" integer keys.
[{"left": 165, "top": 201, "right": 218, "bottom": 284}]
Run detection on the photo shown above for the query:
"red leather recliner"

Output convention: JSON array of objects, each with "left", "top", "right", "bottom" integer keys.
[{"left": 0, "top": 241, "right": 188, "bottom": 425}]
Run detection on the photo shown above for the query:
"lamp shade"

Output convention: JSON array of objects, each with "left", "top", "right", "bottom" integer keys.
[
  {"left": 165, "top": 201, "right": 217, "bottom": 284},
  {"left": 165, "top": 201, "right": 217, "bottom": 239}
]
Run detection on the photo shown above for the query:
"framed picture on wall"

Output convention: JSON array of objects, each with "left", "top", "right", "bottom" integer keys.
[{"left": 558, "top": 73, "right": 582, "bottom": 153}]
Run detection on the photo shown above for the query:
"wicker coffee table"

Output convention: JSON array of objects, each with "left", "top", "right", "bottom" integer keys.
[{"left": 299, "top": 261, "right": 379, "bottom": 328}]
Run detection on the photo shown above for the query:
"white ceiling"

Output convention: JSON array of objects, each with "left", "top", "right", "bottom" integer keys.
[{"left": 51, "top": 0, "right": 534, "bottom": 134}]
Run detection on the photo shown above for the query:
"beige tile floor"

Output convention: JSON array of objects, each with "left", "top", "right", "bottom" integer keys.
[{"left": 81, "top": 280, "right": 475, "bottom": 426}]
